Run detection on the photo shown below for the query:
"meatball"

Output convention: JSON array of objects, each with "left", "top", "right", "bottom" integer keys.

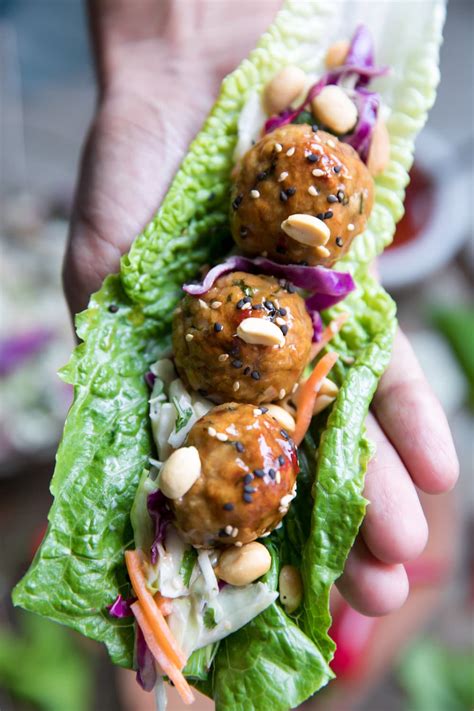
[
  {"left": 231, "top": 124, "right": 374, "bottom": 266},
  {"left": 171, "top": 403, "right": 299, "bottom": 546},
  {"left": 172, "top": 272, "right": 312, "bottom": 404}
]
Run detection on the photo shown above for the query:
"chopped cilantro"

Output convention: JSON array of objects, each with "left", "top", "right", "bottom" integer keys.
[
  {"left": 173, "top": 398, "right": 193, "bottom": 432},
  {"left": 179, "top": 548, "right": 197, "bottom": 587},
  {"left": 203, "top": 606, "right": 218, "bottom": 630}
]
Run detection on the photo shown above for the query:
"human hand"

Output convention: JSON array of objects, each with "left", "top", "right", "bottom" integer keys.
[{"left": 64, "top": 0, "right": 458, "bottom": 616}]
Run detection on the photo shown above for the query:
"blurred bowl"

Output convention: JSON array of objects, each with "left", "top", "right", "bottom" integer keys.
[{"left": 379, "top": 128, "right": 471, "bottom": 289}]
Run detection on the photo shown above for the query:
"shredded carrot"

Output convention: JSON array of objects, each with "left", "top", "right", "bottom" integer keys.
[
  {"left": 125, "top": 550, "right": 186, "bottom": 669},
  {"left": 131, "top": 601, "right": 195, "bottom": 705},
  {"left": 309, "top": 313, "right": 349, "bottom": 361},
  {"left": 293, "top": 351, "right": 339, "bottom": 445},
  {"left": 154, "top": 592, "right": 173, "bottom": 616}
]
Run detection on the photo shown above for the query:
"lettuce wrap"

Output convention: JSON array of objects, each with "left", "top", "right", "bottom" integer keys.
[{"left": 13, "top": 1, "right": 445, "bottom": 708}]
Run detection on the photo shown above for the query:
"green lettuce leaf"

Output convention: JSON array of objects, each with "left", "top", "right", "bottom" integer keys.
[{"left": 13, "top": 0, "right": 445, "bottom": 707}]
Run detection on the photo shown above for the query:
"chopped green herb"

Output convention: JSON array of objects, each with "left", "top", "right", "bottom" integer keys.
[
  {"left": 179, "top": 548, "right": 198, "bottom": 587},
  {"left": 173, "top": 398, "right": 193, "bottom": 432},
  {"left": 233, "top": 279, "right": 255, "bottom": 298},
  {"left": 291, "top": 110, "right": 314, "bottom": 126},
  {"left": 204, "top": 607, "right": 218, "bottom": 630}
]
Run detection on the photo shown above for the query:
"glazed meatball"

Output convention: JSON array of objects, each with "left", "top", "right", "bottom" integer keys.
[
  {"left": 171, "top": 403, "right": 299, "bottom": 546},
  {"left": 172, "top": 272, "right": 312, "bottom": 405},
  {"left": 231, "top": 124, "right": 374, "bottom": 266}
]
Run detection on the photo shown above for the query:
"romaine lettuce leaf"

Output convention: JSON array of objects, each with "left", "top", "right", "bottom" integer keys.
[{"left": 13, "top": 0, "right": 445, "bottom": 707}]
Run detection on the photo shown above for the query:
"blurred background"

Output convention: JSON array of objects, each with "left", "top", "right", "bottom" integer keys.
[{"left": 0, "top": 1, "right": 472, "bottom": 710}]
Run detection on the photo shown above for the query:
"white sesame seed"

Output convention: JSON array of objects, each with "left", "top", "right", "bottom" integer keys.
[
  {"left": 278, "top": 171, "right": 289, "bottom": 182},
  {"left": 278, "top": 506, "right": 288, "bottom": 514},
  {"left": 279, "top": 389, "right": 286, "bottom": 400},
  {"left": 260, "top": 531, "right": 271, "bottom": 538},
  {"left": 211, "top": 300, "right": 222, "bottom": 309},
  {"left": 185, "top": 333, "right": 194, "bottom": 342},
  {"left": 233, "top": 381, "right": 240, "bottom": 392},
  {"left": 276, "top": 471, "right": 281, "bottom": 484},
  {"left": 312, "top": 168, "right": 325, "bottom": 177},
  {"left": 327, "top": 139, "right": 336, "bottom": 148},
  {"left": 316, "top": 245, "right": 331, "bottom": 258},
  {"left": 198, "top": 298, "right": 209, "bottom": 310},
  {"left": 250, "top": 189, "right": 260, "bottom": 199},
  {"left": 216, "top": 432, "right": 228, "bottom": 442},
  {"left": 292, "top": 383, "right": 299, "bottom": 393},
  {"left": 276, "top": 316, "right": 286, "bottom": 326},
  {"left": 286, "top": 146, "right": 295, "bottom": 157},
  {"left": 311, "top": 142, "right": 320, "bottom": 149},
  {"left": 218, "top": 353, "right": 229, "bottom": 362},
  {"left": 231, "top": 527, "right": 239, "bottom": 537},
  {"left": 348, "top": 223, "right": 355, "bottom": 231},
  {"left": 275, "top": 143, "right": 283, "bottom": 153},
  {"left": 253, "top": 408, "right": 262, "bottom": 417},
  {"left": 304, "top": 149, "right": 311, "bottom": 157},
  {"left": 208, "top": 427, "right": 217, "bottom": 437},
  {"left": 308, "top": 185, "right": 319, "bottom": 196},
  {"left": 241, "top": 302, "right": 251, "bottom": 310},
  {"left": 235, "top": 541, "right": 243, "bottom": 547},
  {"left": 225, "top": 525, "right": 233, "bottom": 535}
]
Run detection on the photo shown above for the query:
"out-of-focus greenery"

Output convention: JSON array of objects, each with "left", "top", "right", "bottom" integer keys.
[
  {"left": 0, "top": 611, "right": 92, "bottom": 711},
  {"left": 432, "top": 307, "right": 474, "bottom": 409},
  {"left": 398, "top": 639, "right": 474, "bottom": 711}
]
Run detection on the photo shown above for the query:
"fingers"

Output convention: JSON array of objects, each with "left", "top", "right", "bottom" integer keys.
[
  {"left": 336, "top": 538, "right": 409, "bottom": 616},
  {"left": 361, "top": 414, "right": 428, "bottom": 565},
  {"left": 373, "top": 329, "right": 459, "bottom": 494}
]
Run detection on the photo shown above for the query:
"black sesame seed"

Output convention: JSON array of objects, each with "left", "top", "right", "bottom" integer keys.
[
  {"left": 251, "top": 370, "right": 261, "bottom": 380},
  {"left": 236, "top": 298, "right": 245, "bottom": 309},
  {"left": 108, "top": 304, "right": 119, "bottom": 313},
  {"left": 337, "top": 190, "right": 345, "bottom": 202},
  {"left": 243, "top": 473, "right": 254, "bottom": 484},
  {"left": 252, "top": 303, "right": 263, "bottom": 310},
  {"left": 244, "top": 485, "right": 256, "bottom": 493},
  {"left": 306, "top": 153, "right": 319, "bottom": 163},
  {"left": 324, "top": 210, "right": 334, "bottom": 219},
  {"left": 243, "top": 493, "right": 253, "bottom": 503},
  {"left": 235, "top": 441, "right": 245, "bottom": 453},
  {"left": 264, "top": 300, "right": 274, "bottom": 311},
  {"left": 336, "top": 236, "right": 344, "bottom": 247},
  {"left": 243, "top": 296, "right": 252, "bottom": 303},
  {"left": 256, "top": 171, "right": 267, "bottom": 181},
  {"left": 268, "top": 468, "right": 276, "bottom": 479},
  {"left": 316, "top": 212, "right": 325, "bottom": 220},
  {"left": 286, "top": 187, "right": 296, "bottom": 196},
  {"left": 280, "top": 428, "right": 290, "bottom": 440},
  {"left": 254, "top": 468, "right": 265, "bottom": 478},
  {"left": 240, "top": 226, "right": 249, "bottom": 238},
  {"left": 287, "top": 283, "right": 296, "bottom": 293},
  {"left": 214, "top": 322, "right": 223, "bottom": 332},
  {"left": 223, "top": 503, "right": 234, "bottom": 511},
  {"left": 333, "top": 165, "right": 342, "bottom": 174},
  {"left": 327, "top": 194, "right": 338, "bottom": 204},
  {"left": 312, "top": 124, "right": 319, "bottom": 132},
  {"left": 232, "top": 194, "right": 243, "bottom": 210},
  {"left": 279, "top": 190, "right": 288, "bottom": 202},
  {"left": 260, "top": 406, "right": 269, "bottom": 414},
  {"left": 229, "top": 344, "right": 240, "bottom": 356},
  {"left": 278, "top": 455, "right": 285, "bottom": 466},
  {"left": 278, "top": 308, "right": 287, "bottom": 316},
  {"left": 231, "top": 359, "right": 242, "bottom": 368},
  {"left": 244, "top": 366, "right": 251, "bottom": 375},
  {"left": 280, "top": 325, "right": 289, "bottom": 336}
]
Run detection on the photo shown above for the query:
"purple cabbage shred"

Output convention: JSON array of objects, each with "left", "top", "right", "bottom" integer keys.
[
  {"left": 135, "top": 624, "right": 157, "bottom": 692},
  {"left": 107, "top": 593, "right": 136, "bottom": 618},
  {"left": 147, "top": 490, "right": 174, "bottom": 565}
]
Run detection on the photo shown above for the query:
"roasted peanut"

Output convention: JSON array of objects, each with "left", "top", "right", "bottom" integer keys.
[
  {"left": 311, "top": 85, "right": 358, "bottom": 135},
  {"left": 159, "top": 446, "right": 201, "bottom": 499},
  {"left": 216, "top": 542, "right": 272, "bottom": 586},
  {"left": 263, "top": 66, "right": 307, "bottom": 116},
  {"left": 279, "top": 564, "right": 303, "bottom": 613}
]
